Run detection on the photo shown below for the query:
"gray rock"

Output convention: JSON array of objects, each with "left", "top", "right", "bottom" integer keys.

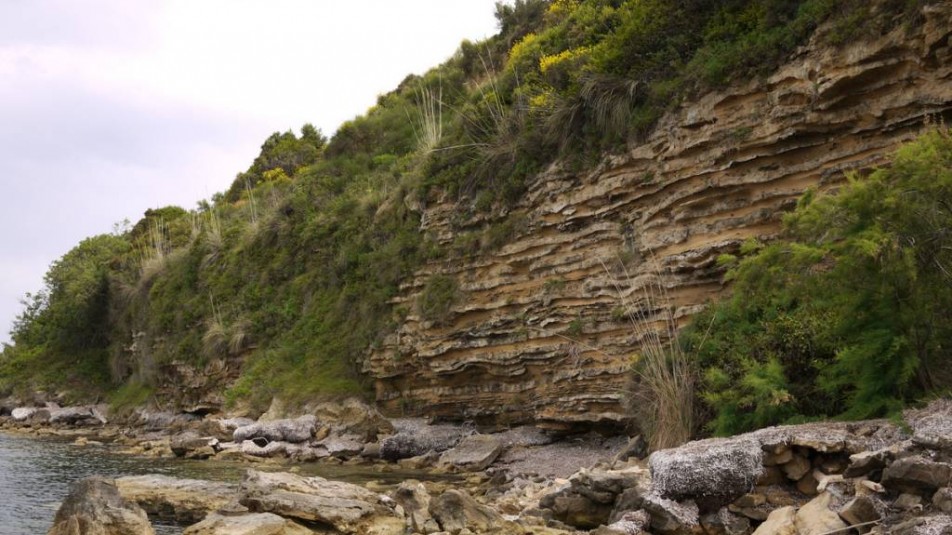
[
  {"left": 116, "top": 474, "right": 238, "bottom": 523},
  {"left": 905, "top": 399, "right": 952, "bottom": 451},
  {"left": 47, "top": 476, "right": 154, "bottom": 535},
  {"left": 392, "top": 480, "right": 439, "bottom": 534},
  {"left": 882, "top": 456, "right": 952, "bottom": 494},
  {"left": 233, "top": 415, "right": 316, "bottom": 444},
  {"left": 933, "top": 487, "right": 952, "bottom": 514},
  {"left": 649, "top": 436, "right": 762, "bottom": 508},
  {"left": 49, "top": 406, "right": 107, "bottom": 426},
  {"left": 170, "top": 432, "right": 219, "bottom": 459},
  {"left": 239, "top": 440, "right": 289, "bottom": 458},
  {"left": 438, "top": 434, "right": 503, "bottom": 472},
  {"left": 317, "top": 433, "right": 365, "bottom": 458},
  {"left": 845, "top": 448, "right": 894, "bottom": 478},
  {"left": 429, "top": 489, "right": 507, "bottom": 534},
  {"left": 890, "top": 515, "right": 952, "bottom": 535},
  {"left": 238, "top": 469, "right": 403, "bottom": 534},
  {"left": 592, "top": 510, "right": 651, "bottom": 535},
  {"left": 183, "top": 512, "right": 312, "bottom": 535},
  {"left": 639, "top": 492, "right": 701, "bottom": 535},
  {"left": 380, "top": 420, "right": 470, "bottom": 461},
  {"left": 700, "top": 507, "right": 750, "bottom": 535}
]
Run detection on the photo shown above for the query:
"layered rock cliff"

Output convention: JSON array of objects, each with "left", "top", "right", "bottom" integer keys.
[{"left": 367, "top": 4, "right": 952, "bottom": 430}]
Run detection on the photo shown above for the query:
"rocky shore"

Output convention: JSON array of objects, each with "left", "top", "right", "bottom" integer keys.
[{"left": 2, "top": 398, "right": 951, "bottom": 534}]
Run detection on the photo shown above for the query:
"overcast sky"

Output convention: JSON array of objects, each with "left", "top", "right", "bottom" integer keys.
[{"left": 0, "top": 0, "right": 500, "bottom": 344}]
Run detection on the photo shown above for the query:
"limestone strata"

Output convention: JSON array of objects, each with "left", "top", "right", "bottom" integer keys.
[{"left": 368, "top": 4, "right": 952, "bottom": 428}]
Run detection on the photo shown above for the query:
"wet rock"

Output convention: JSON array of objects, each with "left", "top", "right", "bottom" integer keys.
[
  {"left": 380, "top": 420, "right": 470, "bottom": 461},
  {"left": 183, "top": 512, "right": 312, "bottom": 535},
  {"left": 392, "top": 480, "right": 440, "bottom": 534},
  {"left": 649, "top": 436, "right": 762, "bottom": 508},
  {"left": 238, "top": 469, "right": 403, "bottom": 534},
  {"left": 438, "top": 434, "right": 503, "bottom": 472},
  {"left": 115, "top": 474, "right": 238, "bottom": 523},
  {"left": 233, "top": 415, "right": 316, "bottom": 444},
  {"left": 47, "top": 476, "right": 154, "bottom": 535},
  {"left": 794, "top": 492, "right": 847, "bottom": 535},
  {"left": 881, "top": 456, "right": 952, "bottom": 494},
  {"left": 170, "top": 432, "right": 220, "bottom": 459},
  {"left": 429, "top": 489, "right": 508, "bottom": 534},
  {"left": 751, "top": 506, "right": 796, "bottom": 535}
]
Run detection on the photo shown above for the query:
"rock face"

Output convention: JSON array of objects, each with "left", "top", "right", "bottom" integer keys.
[
  {"left": 366, "top": 1, "right": 952, "bottom": 427},
  {"left": 238, "top": 469, "right": 404, "bottom": 535},
  {"left": 47, "top": 476, "right": 155, "bottom": 535}
]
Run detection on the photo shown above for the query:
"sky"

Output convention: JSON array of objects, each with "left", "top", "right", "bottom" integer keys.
[{"left": 0, "top": 0, "right": 500, "bottom": 344}]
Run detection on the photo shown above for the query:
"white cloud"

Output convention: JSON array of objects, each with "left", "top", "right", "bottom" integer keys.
[{"left": 0, "top": 0, "right": 500, "bottom": 343}]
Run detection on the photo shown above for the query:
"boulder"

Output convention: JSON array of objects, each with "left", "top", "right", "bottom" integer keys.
[
  {"left": 700, "top": 507, "right": 750, "bottom": 535},
  {"left": 429, "top": 489, "right": 508, "bottom": 534},
  {"left": 881, "top": 456, "right": 952, "bottom": 494},
  {"left": 844, "top": 448, "right": 893, "bottom": 478},
  {"left": 311, "top": 398, "right": 394, "bottom": 441},
  {"left": 592, "top": 510, "right": 651, "bottom": 535},
  {"left": 751, "top": 506, "right": 797, "bottom": 535},
  {"left": 392, "top": 480, "right": 440, "bottom": 534},
  {"left": 649, "top": 436, "right": 762, "bottom": 508},
  {"left": 47, "top": 476, "right": 154, "bottom": 535},
  {"left": 794, "top": 493, "right": 847, "bottom": 535},
  {"left": 540, "top": 465, "right": 650, "bottom": 529},
  {"left": 837, "top": 495, "right": 881, "bottom": 528},
  {"left": 11, "top": 407, "right": 36, "bottom": 421},
  {"left": 905, "top": 399, "right": 952, "bottom": 450},
  {"left": 233, "top": 415, "right": 316, "bottom": 444},
  {"left": 240, "top": 439, "right": 288, "bottom": 457},
  {"left": 115, "top": 474, "right": 238, "bottom": 523},
  {"left": 183, "top": 512, "right": 312, "bottom": 535},
  {"left": 380, "top": 420, "right": 470, "bottom": 461},
  {"left": 933, "top": 487, "right": 952, "bottom": 513},
  {"left": 638, "top": 493, "right": 702, "bottom": 535},
  {"left": 170, "top": 432, "right": 220, "bottom": 459},
  {"left": 238, "top": 469, "right": 403, "bottom": 535},
  {"left": 438, "top": 434, "right": 503, "bottom": 472},
  {"left": 49, "top": 406, "right": 107, "bottom": 426},
  {"left": 317, "top": 433, "right": 365, "bottom": 458}
]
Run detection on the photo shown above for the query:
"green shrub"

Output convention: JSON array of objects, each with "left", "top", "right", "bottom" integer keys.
[{"left": 417, "top": 275, "right": 459, "bottom": 325}]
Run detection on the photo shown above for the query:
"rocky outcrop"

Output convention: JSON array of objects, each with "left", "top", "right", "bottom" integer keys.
[
  {"left": 367, "top": 1, "right": 952, "bottom": 428},
  {"left": 115, "top": 474, "right": 237, "bottom": 523},
  {"left": 182, "top": 513, "right": 312, "bottom": 535},
  {"left": 379, "top": 419, "right": 470, "bottom": 460},
  {"left": 237, "top": 469, "right": 404, "bottom": 534},
  {"left": 47, "top": 476, "right": 155, "bottom": 535},
  {"left": 232, "top": 415, "right": 316, "bottom": 444}
]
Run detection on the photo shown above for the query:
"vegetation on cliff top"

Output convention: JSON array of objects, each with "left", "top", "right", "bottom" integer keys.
[{"left": 0, "top": 0, "right": 943, "bottom": 430}]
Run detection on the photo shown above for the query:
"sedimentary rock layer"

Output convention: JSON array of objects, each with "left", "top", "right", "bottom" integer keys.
[{"left": 367, "top": 4, "right": 952, "bottom": 429}]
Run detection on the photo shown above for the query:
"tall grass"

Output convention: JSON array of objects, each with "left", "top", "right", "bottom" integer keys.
[
  {"left": 409, "top": 79, "right": 443, "bottom": 152},
  {"left": 601, "top": 258, "right": 696, "bottom": 451}
]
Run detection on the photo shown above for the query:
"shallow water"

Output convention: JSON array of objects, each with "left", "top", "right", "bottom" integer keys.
[{"left": 0, "top": 431, "right": 455, "bottom": 535}]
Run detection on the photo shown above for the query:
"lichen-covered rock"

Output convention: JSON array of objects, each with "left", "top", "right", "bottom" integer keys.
[
  {"left": 232, "top": 415, "right": 316, "bottom": 444},
  {"left": 115, "top": 474, "right": 237, "bottom": 523},
  {"left": 182, "top": 512, "right": 312, "bottom": 535},
  {"left": 438, "top": 434, "right": 503, "bottom": 472},
  {"left": 592, "top": 510, "right": 650, "bottom": 535},
  {"left": 638, "top": 493, "right": 702, "bottom": 535},
  {"left": 905, "top": 399, "right": 952, "bottom": 451},
  {"left": 649, "top": 436, "right": 762, "bottom": 508},
  {"left": 11, "top": 407, "right": 36, "bottom": 421},
  {"left": 47, "top": 476, "right": 155, "bottom": 535},
  {"left": 238, "top": 469, "right": 403, "bottom": 535}
]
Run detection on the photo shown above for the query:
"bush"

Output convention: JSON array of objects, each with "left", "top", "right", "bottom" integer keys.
[
  {"left": 417, "top": 275, "right": 459, "bottom": 325},
  {"left": 685, "top": 129, "right": 952, "bottom": 435}
]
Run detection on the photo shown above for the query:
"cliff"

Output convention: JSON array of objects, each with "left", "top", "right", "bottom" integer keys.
[{"left": 368, "top": 4, "right": 952, "bottom": 430}]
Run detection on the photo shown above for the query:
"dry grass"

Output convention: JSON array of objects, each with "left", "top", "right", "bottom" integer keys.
[{"left": 601, "top": 257, "right": 696, "bottom": 451}]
